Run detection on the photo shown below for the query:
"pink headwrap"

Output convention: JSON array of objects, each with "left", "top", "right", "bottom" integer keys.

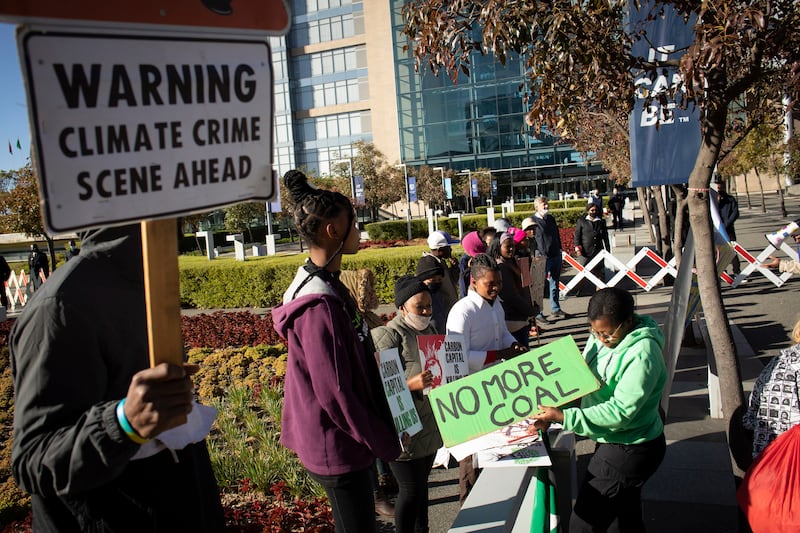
[
  {"left": 461, "top": 231, "right": 486, "bottom": 257},
  {"left": 507, "top": 227, "right": 527, "bottom": 244}
]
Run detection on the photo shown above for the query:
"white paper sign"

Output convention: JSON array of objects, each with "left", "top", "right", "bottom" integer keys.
[
  {"left": 416, "top": 334, "right": 468, "bottom": 394},
  {"left": 447, "top": 419, "right": 552, "bottom": 468},
  {"left": 378, "top": 348, "right": 422, "bottom": 438},
  {"left": 19, "top": 27, "right": 276, "bottom": 232}
]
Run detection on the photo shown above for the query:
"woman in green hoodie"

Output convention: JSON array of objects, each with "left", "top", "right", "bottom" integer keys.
[{"left": 533, "top": 287, "right": 667, "bottom": 532}]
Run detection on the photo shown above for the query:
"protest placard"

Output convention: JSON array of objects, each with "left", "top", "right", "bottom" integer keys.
[
  {"left": 378, "top": 348, "right": 422, "bottom": 438},
  {"left": 416, "top": 334, "right": 468, "bottom": 394},
  {"left": 428, "top": 336, "right": 599, "bottom": 447}
]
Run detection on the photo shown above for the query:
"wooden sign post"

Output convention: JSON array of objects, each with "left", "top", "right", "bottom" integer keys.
[{"left": 141, "top": 219, "right": 183, "bottom": 366}]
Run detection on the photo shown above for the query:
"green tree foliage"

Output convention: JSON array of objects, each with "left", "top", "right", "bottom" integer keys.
[
  {"left": 355, "top": 141, "right": 404, "bottom": 219},
  {"left": 0, "top": 162, "right": 57, "bottom": 268},
  {"left": 0, "top": 163, "right": 44, "bottom": 237}
]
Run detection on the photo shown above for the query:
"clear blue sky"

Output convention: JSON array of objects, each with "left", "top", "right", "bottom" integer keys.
[{"left": 0, "top": 22, "right": 31, "bottom": 172}]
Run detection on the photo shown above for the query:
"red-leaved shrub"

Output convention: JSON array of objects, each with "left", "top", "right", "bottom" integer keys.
[
  {"left": 224, "top": 481, "right": 334, "bottom": 532},
  {"left": 181, "top": 311, "right": 283, "bottom": 349}
]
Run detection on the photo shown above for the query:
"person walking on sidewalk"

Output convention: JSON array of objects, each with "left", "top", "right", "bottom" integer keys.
[
  {"left": 272, "top": 170, "right": 401, "bottom": 533},
  {"left": 371, "top": 276, "right": 443, "bottom": 533},
  {"left": 574, "top": 203, "right": 611, "bottom": 296},
  {"left": 532, "top": 287, "right": 667, "bottom": 532},
  {"left": 27, "top": 243, "right": 49, "bottom": 290},
  {"left": 609, "top": 188, "right": 625, "bottom": 231},
  {"left": 711, "top": 179, "right": 741, "bottom": 276},
  {"left": 531, "top": 197, "right": 567, "bottom": 321}
]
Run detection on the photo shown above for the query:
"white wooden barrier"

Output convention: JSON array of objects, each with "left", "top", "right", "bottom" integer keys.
[{"left": 557, "top": 239, "right": 795, "bottom": 297}]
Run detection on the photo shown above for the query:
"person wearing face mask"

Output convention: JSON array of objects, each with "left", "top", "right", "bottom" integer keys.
[
  {"left": 371, "top": 276, "right": 443, "bottom": 533},
  {"left": 416, "top": 259, "right": 447, "bottom": 334},
  {"left": 574, "top": 203, "right": 611, "bottom": 296},
  {"left": 532, "top": 288, "right": 666, "bottom": 532},
  {"left": 487, "top": 229, "right": 538, "bottom": 348},
  {"left": 532, "top": 196, "right": 567, "bottom": 321}
]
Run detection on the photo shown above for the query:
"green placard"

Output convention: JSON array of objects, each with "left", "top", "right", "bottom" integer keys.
[{"left": 429, "top": 335, "right": 599, "bottom": 447}]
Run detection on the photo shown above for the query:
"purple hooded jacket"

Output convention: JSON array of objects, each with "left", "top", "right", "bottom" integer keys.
[{"left": 272, "top": 266, "right": 401, "bottom": 476}]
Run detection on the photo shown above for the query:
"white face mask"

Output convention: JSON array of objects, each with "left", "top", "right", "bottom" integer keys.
[
  {"left": 404, "top": 312, "right": 432, "bottom": 331},
  {"left": 539, "top": 208, "right": 549, "bottom": 216}
]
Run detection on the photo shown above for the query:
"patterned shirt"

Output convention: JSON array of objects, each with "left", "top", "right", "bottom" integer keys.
[{"left": 743, "top": 343, "right": 800, "bottom": 457}]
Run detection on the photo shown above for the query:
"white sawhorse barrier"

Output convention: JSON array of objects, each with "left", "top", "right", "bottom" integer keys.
[{"left": 557, "top": 238, "right": 796, "bottom": 297}]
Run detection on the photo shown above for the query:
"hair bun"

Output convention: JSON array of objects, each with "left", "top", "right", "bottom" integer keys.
[{"left": 283, "top": 169, "right": 314, "bottom": 203}]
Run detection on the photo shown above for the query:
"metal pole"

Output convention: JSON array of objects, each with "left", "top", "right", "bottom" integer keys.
[
  {"left": 396, "top": 163, "right": 413, "bottom": 240},
  {"left": 405, "top": 166, "right": 412, "bottom": 240}
]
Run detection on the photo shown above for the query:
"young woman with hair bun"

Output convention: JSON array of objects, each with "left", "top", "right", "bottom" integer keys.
[{"left": 272, "top": 170, "right": 401, "bottom": 533}]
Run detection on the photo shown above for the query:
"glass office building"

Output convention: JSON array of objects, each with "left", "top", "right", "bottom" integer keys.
[{"left": 274, "top": 0, "right": 608, "bottom": 202}]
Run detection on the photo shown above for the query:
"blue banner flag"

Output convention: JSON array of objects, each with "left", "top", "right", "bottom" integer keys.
[
  {"left": 444, "top": 178, "right": 453, "bottom": 200},
  {"left": 353, "top": 175, "right": 365, "bottom": 206},
  {"left": 628, "top": 2, "right": 701, "bottom": 187},
  {"left": 408, "top": 176, "right": 417, "bottom": 202},
  {"left": 471, "top": 178, "right": 478, "bottom": 198}
]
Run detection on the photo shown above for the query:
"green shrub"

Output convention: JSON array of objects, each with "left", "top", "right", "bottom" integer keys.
[{"left": 179, "top": 244, "right": 437, "bottom": 308}]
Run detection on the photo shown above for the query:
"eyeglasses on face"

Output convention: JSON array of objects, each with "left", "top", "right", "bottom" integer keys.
[{"left": 590, "top": 321, "right": 624, "bottom": 342}]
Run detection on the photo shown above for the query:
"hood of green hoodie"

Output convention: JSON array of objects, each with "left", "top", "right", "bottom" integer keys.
[{"left": 613, "top": 314, "right": 664, "bottom": 353}]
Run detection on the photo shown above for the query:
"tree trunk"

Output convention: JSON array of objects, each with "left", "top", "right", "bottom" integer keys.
[
  {"left": 671, "top": 185, "right": 689, "bottom": 266},
  {"left": 638, "top": 187, "right": 654, "bottom": 242},
  {"left": 753, "top": 168, "right": 766, "bottom": 213},
  {"left": 769, "top": 157, "right": 789, "bottom": 217},
  {"left": 743, "top": 172, "right": 752, "bottom": 209},
  {"left": 653, "top": 185, "right": 672, "bottom": 260},
  {"left": 687, "top": 95, "right": 748, "bottom": 469}
]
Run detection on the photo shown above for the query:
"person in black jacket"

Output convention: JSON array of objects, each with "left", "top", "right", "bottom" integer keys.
[
  {"left": 532, "top": 197, "right": 567, "bottom": 321},
  {"left": 574, "top": 203, "right": 611, "bottom": 296},
  {"left": 608, "top": 188, "right": 625, "bottom": 230},
  {"left": 711, "top": 180, "right": 741, "bottom": 276},
  {"left": 27, "top": 244, "right": 49, "bottom": 290},
  {"left": 488, "top": 229, "right": 538, "bottom": 348},
  {"left": 11, "top": 225, "right": 224, "bottom": 532},
  {"left": 0, "top": 255, "right": 10, "bottom": 309}
]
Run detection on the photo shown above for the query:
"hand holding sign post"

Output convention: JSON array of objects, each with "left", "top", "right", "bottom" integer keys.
[{"left": 429, "top": 336, "right": 598, "bottom": 447}]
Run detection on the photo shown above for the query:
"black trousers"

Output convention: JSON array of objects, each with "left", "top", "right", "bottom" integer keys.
[
  {"left": 570, "top": 433, "right": 666, "bottom": 533},
  {"left": 389, "top": 454, "right": 435, "bottom": 533},
  {"left": 308, "top": 466, "right": 376, "bottom": 533}
]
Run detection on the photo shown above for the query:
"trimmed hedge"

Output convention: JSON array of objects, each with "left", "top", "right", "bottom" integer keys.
[{"left": 179, "top": 245, "right": 433, "bottom": 308}]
